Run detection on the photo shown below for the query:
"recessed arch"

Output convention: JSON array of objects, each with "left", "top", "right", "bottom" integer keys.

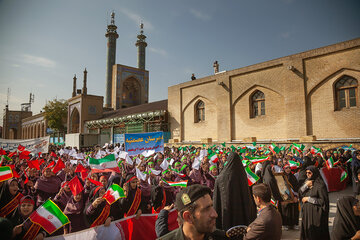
[
  {"left": 70, "top": 108, "right": 80, "bottom": 133},
  {"left": 182, "top": 95, "right": 212, "bottom": 113},
  {"left": 232, "top": 84, "right": 283, "bottom": 108},
  {"left": 194, "top": 100, "right": 205, "bottom": 122},
  {"left": 121, "top": 77, "right": 142, "bottom": 108}
]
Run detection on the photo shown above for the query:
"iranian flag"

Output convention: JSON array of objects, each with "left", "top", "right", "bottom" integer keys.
[
  {"left": 209, "top": 153, "right": 219, "bottom": 164},
  {"left": 245, "top": 156, "right": 269, "bottom": 164},
  {"left": 245, "top": 166, "right": 259, "bottom": 186},
  {"left": 89, "top": 154, "right": 120, "bottom": 173},
  {"left": 270, "top": 198, "right": 278, "bottom": 208},
  {"left": 346, "top": 158, "right": 352, "bottom": 164},
  {"left": 292, "top": 143, "right": 305, "bottom": 154},
  {"left": 326, "top": 157, "right": 335, "bottom": 169},
  {"left": 103, "top": 184, "right": 125, "bottom": 204},
  {"left": 163, "top": 179, "right": 188, "bottom": 187},
  {"left": 269, "top": 143, "right": 280, "bottom": 154},
  {"left": 310, "top": 146, "right": 321, "bottom": 155},
  {"left": 289, "top": 160, "right": 300, "bottom": 169},
  {"left": 172, "top": 169, "right": 186, "bottom": 178},
  {"left": 29, "top": 199, "right": 69, "bottom": 234},
  {"left": 0, "top": 166, "right": 13, "bottom": 182},
  {"left": 340, "top": 170, "right": 348, "bottom": 182}
]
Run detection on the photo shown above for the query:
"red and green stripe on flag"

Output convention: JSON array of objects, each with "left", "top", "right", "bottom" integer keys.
[
  {"left": 245, "top": 155, "right": 269, "bottom": 164},
  {"left": 89, "top": 154, "right": 120, "bottom": 173},
  {"left": 209, "top": 153, "right": 219, "bottom": 164},
  {"left": 245, "top": 166, "right": 259, "bottom": 186},
  {"left": 163, "top": 179, "right": 188, "bottom": 187},
  {"left": 29, "top": 199, "right": 69, "bottom": 234},
  {"left": 326, "top": 157, "right": 335, "bottom": 169},
  {"left": 103, "top": 184, "right": 126, "bottom": 204},
  {"left": 0, "top": 166, "right": 13, "bottom": 182},
  {"left": 292, "top": 143, "right": 305, "bottom": 154},
  {"left": 288, "top": 160, "right": 300, "bottom": 169},
  {"left": 269, "top": 143, "right": 280, "bottom": 154},
  {"left": 310, "top": 146, "right": 321, "bottom": 155}
]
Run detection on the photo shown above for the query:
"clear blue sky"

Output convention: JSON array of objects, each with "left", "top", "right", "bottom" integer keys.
[{"left": 0, "top": 0, "right": 359, "bottom": 125}]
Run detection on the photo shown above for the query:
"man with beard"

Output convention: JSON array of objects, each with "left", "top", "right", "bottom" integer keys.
[{"left": 157, "top": 184, "right": 225, "bottom": 240}]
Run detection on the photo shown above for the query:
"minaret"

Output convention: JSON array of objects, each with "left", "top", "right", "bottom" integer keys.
[
  {"left": 83, "top": 68, "right": 87, "bottom": 95},
  {"left": 135, "top": 22, "right": 147, "bottom": 70},
  {"left": 105, "top": 12, "right": 119, "bottom": 108},
  {"left": 72, "top": 74, "right": 77, "bottom": 97}
]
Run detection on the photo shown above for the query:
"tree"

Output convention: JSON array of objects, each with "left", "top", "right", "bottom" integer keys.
[{"left": 43, "top": 99, "right": 68, "bottom": 132}]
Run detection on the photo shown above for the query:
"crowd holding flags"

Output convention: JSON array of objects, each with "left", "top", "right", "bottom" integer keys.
[{"left": 0, "top": 139, "right": 356, "bottom": 239}]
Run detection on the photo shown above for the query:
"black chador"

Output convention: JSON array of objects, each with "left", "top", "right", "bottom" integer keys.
[
  {"left": 331, "top": 196, "right": 360, "bottom": 240},
  {"left": 213, "top": 152, "right": 257, "bottom": 230},
  {"left": 299, "top": 166, "right": 330, "bottom": 240}
]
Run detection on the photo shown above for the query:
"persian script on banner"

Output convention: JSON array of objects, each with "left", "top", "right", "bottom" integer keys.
[
  {"left": 0, "top": 136, "right": 50, "bottom": 153},
  {"left": 125, "top": 132, "right": 164, "bottom": 156}
]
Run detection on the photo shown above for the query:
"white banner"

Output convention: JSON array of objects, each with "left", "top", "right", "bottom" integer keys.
[{"left": 0, "top": 136, "right": 50, "bottom": 153}]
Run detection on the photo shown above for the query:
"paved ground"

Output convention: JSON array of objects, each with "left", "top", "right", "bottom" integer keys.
[{"left": 281, "top": 186, "right": 353, "bottom": 240}]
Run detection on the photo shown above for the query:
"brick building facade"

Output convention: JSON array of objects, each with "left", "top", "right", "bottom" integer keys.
[{"left": 168, "top": 38, "right": 360, "bottom": 143}]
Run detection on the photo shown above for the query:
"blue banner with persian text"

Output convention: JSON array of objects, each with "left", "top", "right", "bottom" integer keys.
[{"left": 125, "top": 132, "right": 164, "bottom": 156}]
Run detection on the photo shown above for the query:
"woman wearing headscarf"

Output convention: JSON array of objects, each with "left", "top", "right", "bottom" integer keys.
[
  {"left": 10, "top": 195, "right": 47, "bottom": 240},
  {"left": 299, "top": 165, "right": 330, "bottom": 240},
  {"left": 281, "top": 164, "right": 300, "bottom": 230},
  {"left": 261, "top": 160, "right": 282, "bottom": 202},
  {"left": 204, "top": 165, "right": 218, "bottom": 191},
  {"left": 63, "top": 192, "right": 87, "bottom": 234},
  {"left": 0, "top": 178, "right": 23, "bottom": 219},
  {"left": 213, "top": 152, "right": 257, "bottom": 230},
  {"left": 84, "top": 185, "right": 124, "bottom": 227},
  {"left": 297, "top": 156, "right": 315, "bottom": 187},
  {"left": 331, "top": 196, "right": 360, "bottom": 240},
  {"left": 120, "top": 174, "right": 146, "bottom": 218},
  {"left": 34, "top": 167, "right": 61, "bottom": 207},
  {"left": 53, "top": 181, "right": 72, "bottom": 211},
  {"left": 151, "top": 170, "right": 175, "bottom": 213},
  {"left": 351, "top": 151, "right": 360, "bottom": 196}
]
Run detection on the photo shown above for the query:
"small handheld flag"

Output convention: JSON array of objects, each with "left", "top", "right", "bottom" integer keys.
[
  {"left": 29, "top": 200, "right": 69, "bottom": 234},
  {"left": 103, "top": 184, "right": 125, "bottom": 204}
]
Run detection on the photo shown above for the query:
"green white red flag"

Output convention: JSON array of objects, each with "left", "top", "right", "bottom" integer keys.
[
  {"left": 103, "top": 184, "right": 126, "bottom": 204},
  {"left": 163, "top": 179, "right": 188, "bottom": 187},
  {"left": 89, "top": 154, "right": 120, "bottom": 173},
  {"left": 245, "top": 156, "right": 269, "bottom": 164},
  {"left": 340, "top": 170, "right": 347, "bottom": 182},
  {"left": 245, "top": 166, "right": 259, "bottom": 186},
  {"left": 209, "top": 153, "right": 219, "bottom": 164},
  {"left": 292, "top": 143, "right": 305, "bottom": 154},
  {"left": 310, "top": 146, "right": 321, "bottom": 155},
  {"left": 326, "top": 157, "right": 334, "bottom": 169},
  {"left": 269, "top": 143, "right": 280, "bottom": 154},
  {"left": 29, "top": 199, "right": 69, "bottom": 234},
  {"left": 270, "top": 198, "right": 278, "bottom": 208},
  {"left": 288, "top": 160, "right": 300, "bottom": 169},
  {"left": 0, "top": 166, "right": 13, "bottom": 182}
]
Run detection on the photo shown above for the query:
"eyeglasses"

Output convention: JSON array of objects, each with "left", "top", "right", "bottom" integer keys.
[{"left": 306, "top": 171, "right": 312, "bottom": 175}]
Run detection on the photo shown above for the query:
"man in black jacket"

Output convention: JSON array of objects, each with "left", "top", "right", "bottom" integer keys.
[{"left": 157, "top": 184, "right": 225, "bottom": 240}]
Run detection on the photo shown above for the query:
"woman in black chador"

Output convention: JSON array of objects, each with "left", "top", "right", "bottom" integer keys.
[
  {"left": 299, "top": 165, "right": 330, "bottom": 240},
  {"left": 213, "top": 152, "right": 257, "bottom": 230},
  {"left": 331, "top": 196, "right": 360, "bottom": 240}
]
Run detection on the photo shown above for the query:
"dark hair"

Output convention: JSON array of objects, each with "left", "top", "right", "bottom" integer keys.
[
  {"left": 252, "top": 183, "right": 271, "bottom": 203},
  {"left": 178, "top": 201, "right": 198, "bottom": 224}
]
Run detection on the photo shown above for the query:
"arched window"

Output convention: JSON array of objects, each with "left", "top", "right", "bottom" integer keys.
[
  {"left": 195, "top": 100, "right": 205, "bottom": 122},
  {"left": 251, "top": 90, "right": 265, "bottom": 118},
  {"left": 335, "top": 76, "right": 358, "bottom": 110}
]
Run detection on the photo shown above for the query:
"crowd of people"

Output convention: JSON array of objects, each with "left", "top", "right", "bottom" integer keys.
[{"left": 0, "top": 142, "right": 359, "bottom": 240}]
